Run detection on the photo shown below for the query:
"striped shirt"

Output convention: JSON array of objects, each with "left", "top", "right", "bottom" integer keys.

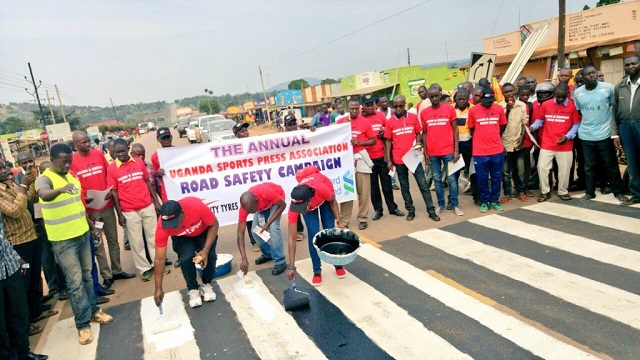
[
  {"left": 0, "top": 182, "right": 38, "bottom": 246},
  {"left": 0, "top": 214, "right": 21, "bottom": 280}
]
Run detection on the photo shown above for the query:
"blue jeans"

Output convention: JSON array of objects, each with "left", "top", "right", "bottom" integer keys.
[
  {"left": 619, "top": 121, "right": 640, "bottom": 199},
  {"left": 502, "top": 148, "right": 527, "bottom": 196},
  {"left": 51, "top": 232, "right": 97, "bottom": 330},
  {"left": 430, "top": 154, "right": 459, "bottom": 207},
  {"left": 173, "top": 233, "right": 218, "bottom": 290},
  {"left": 302, "top": 202, "right": 335, "bottom": 274},
  {"left": 474, "top": 153, "right": 504, "bottom": 203},
  {"left": 253, "top": 205, "right": 285, "bottom": 265},
  {"left": 395, "top": 163, "right": 436, "bottom": 214}
]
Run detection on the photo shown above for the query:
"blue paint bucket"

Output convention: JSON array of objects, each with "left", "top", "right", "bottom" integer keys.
[
  {"left": 312, "top": 229, "right": 361, "bottom": 266},
  {"left": 196, "top": 253, "right": 233, "bottom": 278}
]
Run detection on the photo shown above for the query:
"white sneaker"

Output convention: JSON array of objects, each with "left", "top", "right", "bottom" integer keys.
[
  {"left": 435, "top": 206, "right": 446, "bottom": 215},
  {"left": 199, "top": 283, "right": 216, "bottom": 302},
  {"left": 463, "top": 181, "right": 471, "bottom": 193},
  {"left": 188, "top": 289, "right": 202, "bottom": 308},
  {"left": 453, "top": 207, "right": 464, "bottom": 216}
]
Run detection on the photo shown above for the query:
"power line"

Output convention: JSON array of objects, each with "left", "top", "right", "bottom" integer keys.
[
  {"left": 264, "top": 0, "right": 434, "bottom": 69},
  {"left": 0, "top": 86, "right": 27, "bottom": 93},
  {"left": 0, "top": 80, "right": 25, "bottom": 89},
  {"left": 491, "top": 0, "right": 506, "bottom": 37}
]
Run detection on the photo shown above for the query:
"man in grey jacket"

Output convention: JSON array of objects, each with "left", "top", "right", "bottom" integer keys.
[{"left": 612, "top": 54, "right": 640, "bottom": 206}]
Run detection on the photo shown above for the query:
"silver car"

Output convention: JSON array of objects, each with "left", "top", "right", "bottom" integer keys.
[{"left": 201, "top": 119, "right": 236, "bottom": 143}]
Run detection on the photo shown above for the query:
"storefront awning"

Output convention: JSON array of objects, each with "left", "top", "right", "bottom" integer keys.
[{"left": 330, "top": 83, "right": 398, "bottom": 98}]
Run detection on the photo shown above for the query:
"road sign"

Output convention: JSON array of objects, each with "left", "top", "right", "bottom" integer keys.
[
  {"left": 40, "top": 131, "right": 49, "bottom": 141},
  {"left": 45, "top": 123, "right": 71, "bottom": 141},
  {"left": 468, "top": 52, "right": 497, "bottom": 83}
]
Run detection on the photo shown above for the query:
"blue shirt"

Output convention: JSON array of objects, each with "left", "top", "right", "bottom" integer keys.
[
  {"left": 0, "top": 214, "right": 21, "bottom": 280},
  {"left": 574, "top": 82, "right": 614, "bottom": 141}
]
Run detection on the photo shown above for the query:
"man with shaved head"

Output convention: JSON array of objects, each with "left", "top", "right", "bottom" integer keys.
[
  {"left": 236, "top": 182, "right": 287, "bottom": 276},
  {"left": 71, "top": 131, "right": 135, "bottom": 289}
]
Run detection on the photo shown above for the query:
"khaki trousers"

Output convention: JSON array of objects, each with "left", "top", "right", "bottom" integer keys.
[
  {"left": 92, "top": 206, "right": 122, "bottom": 278},
  {"left": 538, "top": 149, "right": 573, "bottom": 195},
  {"left": 339, "top": 171, "right": 371, "bottom": 227},
  {"left": 123, "top": 204, "right": 157, "bottom": 274}
]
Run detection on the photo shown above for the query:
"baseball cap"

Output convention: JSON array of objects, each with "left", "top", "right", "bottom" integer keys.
[
  {"left": 481, "top": 88, "right": 496, "bottom": 102},
  {"left": 160, "top": 200, "right": 183, "bottom": 229},
  {"left": 284, "top": 115, "right": 297, "bottom": 125},
  {"left": 232, "top": 122, "right": 250, "bottom": 134},
  {"left": 157, "top": 127, "right": 171, "bottom": 139},
  {"left": 290, "top": 184, "right": 315, "bottom": 213},
  {"left": 535, "top": 82, "right": 555, "bottom": 93},
  {"left": 360, "top": 94, "right": 376, "bottom": 104}
]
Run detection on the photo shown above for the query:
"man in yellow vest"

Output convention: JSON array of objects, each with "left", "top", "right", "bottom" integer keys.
[{"left": 35, "top": 143, "right": 113, "bottom": 346}]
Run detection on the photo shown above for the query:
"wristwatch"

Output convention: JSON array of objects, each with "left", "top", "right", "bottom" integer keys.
[{"left": 286, "top": 264, "right": 296, "bottom": 270}]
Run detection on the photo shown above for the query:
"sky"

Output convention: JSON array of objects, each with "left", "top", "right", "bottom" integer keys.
[{"left": 0, "top": 0, "right": 595, "bottom": 107}]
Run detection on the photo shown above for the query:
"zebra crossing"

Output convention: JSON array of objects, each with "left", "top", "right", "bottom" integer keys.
[{"left": 39, "top": 199, "right": 640, "bottom": 359}]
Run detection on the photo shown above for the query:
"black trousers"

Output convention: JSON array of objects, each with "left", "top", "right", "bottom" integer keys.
[
  {"left": 582, "top": 138, "right": 623, "bottom": 197},
  {"left": 0, "top": 271, "right": 31, "bottom": 359},
  {"left": 296, "top": 216, "right": 304, "bottom": 233},
  {"left": 370, "top": 158, "right": 398, "bottom": 213},
  {"left": 13, "top": 239, "right": 43, "bottom": 323}
]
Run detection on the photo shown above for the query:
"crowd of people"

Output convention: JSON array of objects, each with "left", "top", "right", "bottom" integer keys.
[{"left": 1, "top": 54, "right": 638, "bottom": 358}]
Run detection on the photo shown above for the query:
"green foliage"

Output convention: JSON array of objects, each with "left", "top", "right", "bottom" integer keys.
[
  {"left": 596, "top": 0, "right": 620, "bottom": 6},
  {"left": 583, "top": 5, "right": 590, "bottom": 9},
  {"left": 320, "top": 78, "right": 339, "bottom": 85},
  {"left": 2, "top": 116, "right": 25, "bottom": 133},
  {"left": 288, "top": 79, "right": 310, "bottom": 90},
  {"left": 198, "top": 99, "right": 222, "bottom": 114}
]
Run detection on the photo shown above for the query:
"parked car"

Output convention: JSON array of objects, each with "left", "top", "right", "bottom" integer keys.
[
  {"left": 197, "top": 114, "right": 226, "bottom": 129},
  {"left": 186, "top": 121, "right": 200, "bottom": 143},
  {"left": 201, "top": 119, "right": 236, "bottom": 143},
  {"left": 177, "top": 118, "right": 191, "bottom": 138},
  {"left": 139, "top": 123, "right": 149, "bottom": 134}
]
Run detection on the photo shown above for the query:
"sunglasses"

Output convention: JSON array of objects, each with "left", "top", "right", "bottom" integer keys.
[{"left": 393, "top": 105, "right": 405, "bottom": 108}]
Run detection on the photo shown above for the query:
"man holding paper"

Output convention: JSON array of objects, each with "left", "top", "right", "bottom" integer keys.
[
  {"left": 420, "top": 86, "right": 463, "bottom": 217},
  {"left": 71, "top": 131, "right": 135, "bottom": 289},
  {"left": 384, "top": 95, "right": 440, "bottom": 222},
  {"left": 236, "top": 182, "right": 287, "bottom": 276}
]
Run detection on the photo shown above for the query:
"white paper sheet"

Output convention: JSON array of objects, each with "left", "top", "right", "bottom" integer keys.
[
  {"left": 402, "top": 149, "right": 423, "bottom": 174},
  {"left": 85, "top": 186, "right": 113, "bottom": 209},
  {"left": 525, "top": 126, "right": 540, "bottom": 148},
  {"left": 252, "top": 226, "right": 271, "bottom": 242},
  {"left": 447, "top": 157, "right": 466, "bottom": 176}
]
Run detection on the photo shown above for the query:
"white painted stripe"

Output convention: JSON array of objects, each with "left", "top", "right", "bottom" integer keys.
[
  {"left": 571, "top": 193, "right": 640, "bottom": 207},
  {"left": 470, "top": 214, "right": 640, "bottom": 272},
  {"left": 41, "top": 317, "right": 100, "bottom": 359},
  {"left": 296, "top": 259, "right": 472, "bottom": 360},
  {"left": 140, "top": 291, "right": 199, "bottom": 359},
  {"left": 217, "top": 273, "right": 326, "bottom": 360},
  {"left": 358, "top": 244, "right": 597, "bottom": 360},
  {"left": 410, "top": 229, "right": 640, "bottom": 330},
  {"left": 526, "top": 202, "right": 640, "bottom": 234}
]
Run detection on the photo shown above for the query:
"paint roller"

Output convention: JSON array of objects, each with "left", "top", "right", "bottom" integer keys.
[
  {"left": 283, "top": 278, "right": 310, "bottom": 311},
  {"left": 150, "top": 305, "right": 181, "bottom": 334}
]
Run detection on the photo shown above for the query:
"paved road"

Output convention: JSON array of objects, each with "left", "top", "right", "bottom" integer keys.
[{"left": 35, "top": 189, "right": 640, "bottom": 359}]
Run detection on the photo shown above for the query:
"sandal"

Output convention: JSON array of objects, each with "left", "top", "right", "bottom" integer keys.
[
  {"left": 499, "top": 196, "right": 512, "bottom": 204},
  {"left": 35, "top": 309, "right": 58, "bottom": 323},
  {"left": 29, "top": 324, "right": 43, "bottom": 336},
  {"left": 559, "top": 194, "right": 572, "bottom": 201},
  {"left": 517, "top": 194, "right": 529, "bottom": 202},
  {"left": 537, "top": 193, "right": 550, "bottom": 202}
]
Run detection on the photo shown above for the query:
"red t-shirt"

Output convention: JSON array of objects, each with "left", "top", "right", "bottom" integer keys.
[
  {"left": 70, "top": 150, "right": 113, "bottom": 212},
  {"left": 237, "top": 182, "right": 285, "bottom": 223},
  {"left": 538, "top": 99, "right": 581, "bottom": 152},
  {"left": 365, "top": 112, "right": 386, "bottom": 160},
  {"left": 467, "top": 103, "right": 508, "bottom": 156},
  {"left": 151, "top": 151, "right": 167, "bottom": 202},
  {"left": 155, "top": 196, "right": 216, "bottom": 248},
  {"left": 287, "top": 168, "right": 335, "bottom": 224},
  {"left": 420, "top": 104, "right": 457, "bottom": 157},
  {"left": 107, "top": 157, "right": 152, "bottom": 212},
  {"left": 337, "top": 114, "right": 377, "bottom": 154},
  {"left": 383, "top": 112, "right": 423, "bottom": 164}
]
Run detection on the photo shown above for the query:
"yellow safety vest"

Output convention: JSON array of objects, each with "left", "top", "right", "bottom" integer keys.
[{"left": 39, "top": 169, "right": 89, "bottom": 241}]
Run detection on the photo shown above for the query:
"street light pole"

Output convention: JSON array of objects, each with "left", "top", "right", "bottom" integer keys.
[{"left": 27, "top": 63, "right": 46, "bottom": 131}]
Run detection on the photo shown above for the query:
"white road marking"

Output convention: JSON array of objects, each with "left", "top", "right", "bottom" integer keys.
[
  {"left": 571, "top": 193, "right": 640, "bottom": 207},
  {"left": 217, "top": 273, "right": 327, "bottom": 360},
  {"left": 410, "top": 229, "right": 640, "bottom": 330},
  {"left": 526, "top": 202, "right": 640, "bottom": 234},
  {"left": 470, "top": 214, "right": 640, "bottom": 272},
  {"left": 296, "top": 258, "right": 472, "bottom": 360},
  {"left": 358, "top": 244, "right": 598, "bottom": 359},
  {"left": 41, "top": 317, "right": 100, "bottom": 359}
]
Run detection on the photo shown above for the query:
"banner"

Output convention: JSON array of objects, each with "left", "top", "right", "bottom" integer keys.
[{"left": 158, "top": 124, "right": 356, "bottom": 226}]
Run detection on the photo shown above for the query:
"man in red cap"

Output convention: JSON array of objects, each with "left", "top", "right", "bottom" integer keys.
[
  {"left": 286, "top": 166, "right": 345, "bottom": 287},
  {"left": 153, "top": 197, "right": 219, "bottom": 309}
]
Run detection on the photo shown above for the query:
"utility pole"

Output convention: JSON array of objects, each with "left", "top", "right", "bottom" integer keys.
[
  {"left": 45, "top": 90, "right": 57, "bottom": 124},
  {"left": 110, "top": 98, "right": 120, "bottom": 125},
  {"left": 445, "top": 41, "right": 450, "bottom": 69},
  {"left": 54, "top": 85, "right": 67, "bottom": 122},
  {"left": 27, "top": 63, "right": 47, "bottom": 130},
  {"left": 558, "top": 0, "right": 566, "bottom": 69},
  {"left": 258, "top": 65, "right": 272, "bottom": 124},
  {"left": 407, "top": 48, "right": 411, "bottom": 66}
]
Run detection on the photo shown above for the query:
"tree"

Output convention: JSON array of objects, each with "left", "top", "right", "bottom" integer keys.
[
  {"left": 596, "top": 0, "right": 620, "bottom": 6},
  {"left": 288, "top": 79, "right": 310, "bottom": 90},
  {"left": 31, "top": 108, "right": 82, "bottom": 130},
  {"left": 320, "top": 78, "right": 339, "bottom": 85},
  {"left": 198, "top": 99, "right": 221, "bottom": 115},
  {"left": 2, "top": 116, "right": 25, "bottom": 133}
]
